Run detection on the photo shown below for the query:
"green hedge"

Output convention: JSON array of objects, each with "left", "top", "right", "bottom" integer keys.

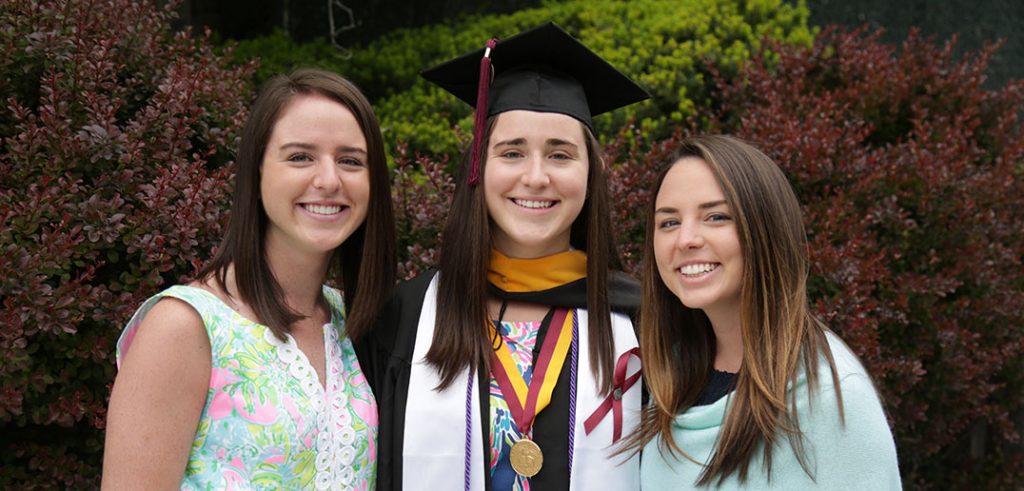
[{"left": 232, "top": 0, "right": 813, "bottom": 157}]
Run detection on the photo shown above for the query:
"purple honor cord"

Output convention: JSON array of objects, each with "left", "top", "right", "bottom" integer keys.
[
  {"left": 567, "top": 309, "right": 579, "bottom": 478},
  {"left": 464, "top": 367, "right": 475, "bottom": 491},
  {"left": 463, "top": 309, "right": 581, "bottom": 490}
]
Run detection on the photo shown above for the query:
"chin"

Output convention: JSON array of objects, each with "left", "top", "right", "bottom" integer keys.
[{"left": 673, "top": 293, "right": 712, "bottom": 311}]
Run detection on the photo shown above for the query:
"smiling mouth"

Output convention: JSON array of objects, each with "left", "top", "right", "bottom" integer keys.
[
  {"left": 301, "top": 204, "right": 346, "bottom": 215},
  {"left": 511, "top": 198, "right": 557, "bottom": 209},
  {"left": 678, "top": 263, "right": 719, "bottom": 277}
]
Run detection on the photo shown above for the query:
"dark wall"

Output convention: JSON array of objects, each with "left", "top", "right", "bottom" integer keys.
[
  {"left": 176, "top": 0, "right": 542, "bottom": 45},
  {"left": 805, "top": 0, "right": 1023, "bottom": 87}
]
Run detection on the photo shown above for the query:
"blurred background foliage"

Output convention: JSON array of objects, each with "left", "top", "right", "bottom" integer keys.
[
  {"left": 2, "top": 0, "right": 1021, "bottom": 488},
  {"left": 227, "top": 0, "right": 813, "bottom": 158}
]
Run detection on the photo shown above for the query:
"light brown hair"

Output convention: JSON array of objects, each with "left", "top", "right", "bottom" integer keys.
[
  {"left": 427, "top": 115, "right": 622, "bottom": 394},
  {"left": 625, "top": 135, "right": 842, "bottom": 485},
  {"left": 200, "top": 69, "right": 396, "bottom": 342}
]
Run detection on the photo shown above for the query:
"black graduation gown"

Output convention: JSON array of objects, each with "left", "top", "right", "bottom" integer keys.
[{"left": 355, "top": 270, "right": 639, "bottom": 491}]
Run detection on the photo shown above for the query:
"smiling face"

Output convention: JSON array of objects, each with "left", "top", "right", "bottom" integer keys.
[
  {"left": 260, "top": 93, "right": 370, "bottom": 261},
  {"left": 653, "top": 157, "right": 743, "bottom": 319},
  {"left": 484, "top": 110, "right": 589, "bottom": 258}
]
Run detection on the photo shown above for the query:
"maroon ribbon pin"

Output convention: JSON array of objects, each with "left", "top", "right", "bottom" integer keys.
[{"left": 583, "top": 347, "right": 642, "bottom": 443}]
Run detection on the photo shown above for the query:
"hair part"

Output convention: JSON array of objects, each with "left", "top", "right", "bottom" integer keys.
[
  {"left": 428, "top": 113, "right": 619, "bottom": 394},
  {"left": 621, "top": 135, "right": 842, "bottom": 485},
  {"left": 199, "top": 68, "right": 395, "bottom": 342}
]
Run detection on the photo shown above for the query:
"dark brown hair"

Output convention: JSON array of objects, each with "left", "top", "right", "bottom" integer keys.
[
  {"left": 200, "top": 69, "right": 395, "bottom": 342},
  {"left": 623, "top": 135, "right": 842, "bottom": 485},
  {"left": 426, "top": 114, "right": 621, "bottom": 394}
]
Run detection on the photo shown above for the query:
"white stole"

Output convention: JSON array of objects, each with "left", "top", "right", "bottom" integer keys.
[{"left": 403, "top": 275, "right": 641, "bottom": 490}]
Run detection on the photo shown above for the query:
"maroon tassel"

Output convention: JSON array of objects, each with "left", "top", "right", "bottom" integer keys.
[{"left": 468, "top": 38, "right": 498, "bottom": 186}]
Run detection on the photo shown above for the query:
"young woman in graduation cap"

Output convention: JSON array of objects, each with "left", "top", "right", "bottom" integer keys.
[{"left": 360, "top": 23, "right": 649, "bottom": 490}]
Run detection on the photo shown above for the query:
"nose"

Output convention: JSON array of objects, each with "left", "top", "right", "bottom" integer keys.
[
  {"left": 312, "top": 157, "right": 341, "bottom": 191},
  {"left": 520, "top": 154, "right": 550, "bottom": 188},
  {"left": 676, "top": 221, "right": 705, "bottom": 249}
]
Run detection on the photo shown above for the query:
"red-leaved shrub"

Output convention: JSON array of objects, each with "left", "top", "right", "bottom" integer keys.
[
  {"left": 0, "top": 1, "right": 254, "bottom": 487},
  {"left": 720, "top": 27, "right": 1024, "bottom": 489},
  {"left": 390, "top": 143, "right": 454, "bottom": 280},
  {"left": 607, "top": 26, "right": 1024, "bottom": 489}
]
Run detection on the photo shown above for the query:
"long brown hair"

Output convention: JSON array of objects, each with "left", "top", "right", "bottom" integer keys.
[
  {"left": 200, "top": 69, "right": 396, "bottom": 342},
  {"left": 427, "top": 114, "right": 622, "bottom": 394},
  {"left": 624, "top": 135, "right": 842, "bottom": 485}
]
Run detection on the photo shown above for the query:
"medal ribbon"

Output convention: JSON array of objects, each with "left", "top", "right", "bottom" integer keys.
[
  {"left": 583, "top": 348, "right": 642, "bottom": 443},
  {"left": 490, "top": 308, "right": 574, "bottom": 435}
]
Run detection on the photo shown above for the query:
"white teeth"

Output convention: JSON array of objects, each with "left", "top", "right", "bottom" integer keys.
[
  {"left": 679, "top": 263, "right": 717, "bottom": 276},
  {"left": 303, "top": 204, "right": 342, "bottom": 215},
  {"left": 513, "top": 199, "right": 555, "bottom": 209}
]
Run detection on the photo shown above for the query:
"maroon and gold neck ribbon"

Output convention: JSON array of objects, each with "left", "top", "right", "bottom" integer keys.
[{"left": 490, "top": 308, "right": 574, "bottom": 435}]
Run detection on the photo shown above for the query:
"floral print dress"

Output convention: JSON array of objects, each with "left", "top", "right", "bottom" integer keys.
[{"left": 116, "top": 285, "right": 377, "bottom": 490}]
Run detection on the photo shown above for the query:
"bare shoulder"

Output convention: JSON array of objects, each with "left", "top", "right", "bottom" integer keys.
[
  {"left": 123, "top": 295, "right": 209, "bottom": 362},
  {"left": 104, "top": 294, "right": 212, "bottom": 488},
  {"left": 114, "top": 293, "right": 211, "bottom": 400}
]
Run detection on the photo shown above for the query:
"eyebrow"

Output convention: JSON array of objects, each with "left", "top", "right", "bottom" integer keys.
[
  {"left": 654, "top": 200, "right": 728, "bottom": 214},
  {"left": 546, "top": 138, "right": 579, "bottom": 150},
  {"left": 491, "top": 138, "right": 526, "bottom": 149},
  {"left": 278, "top": 142, "right": 367, "bottom": 155},
  {"left": 490, "top": 138, "right": 580, "bottom": 150},
  {"left": 699, "top": 200, "right": 728, "bottom": 210}
]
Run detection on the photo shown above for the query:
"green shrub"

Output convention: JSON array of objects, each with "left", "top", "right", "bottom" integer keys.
[
  {"left": 228, "top": 30, "right": 348, "bottom": 88},
  {"left": 377, "top": 0, "right": 812, "bottom": 155},
  {"left": 233, "top": 0, "right": 813, "bottom": 157}
]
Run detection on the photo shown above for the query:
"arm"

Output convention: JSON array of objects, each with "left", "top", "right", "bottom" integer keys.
[
  {"left": 102, "top": 298, "right": 211, "bottom": 490},
  {"left": 805, "top": 372, "right": 903, "bottom": 490}
]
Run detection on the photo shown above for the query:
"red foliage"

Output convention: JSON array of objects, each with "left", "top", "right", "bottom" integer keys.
[
  {"left": 606, "top": 124, "right": 691, "bottom": 274},
  {"left": 390, "top": 144, "right": 455, "bottom": 279},
  {"left": 710, "top": 27, "right": 1024, "bottom": 488},
  {"left": 0, "top": 0, "right": 254, "bottom": 487},
  {"left": 600, "top": 25, "right": 1024, "bottom": 489}
]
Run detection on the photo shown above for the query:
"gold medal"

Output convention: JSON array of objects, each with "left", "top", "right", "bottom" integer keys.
[{"left": 509, "top": 438, "right": 544, "bottom": 477}]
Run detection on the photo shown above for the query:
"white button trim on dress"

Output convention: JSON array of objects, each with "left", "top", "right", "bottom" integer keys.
[
  {"left": 267, "top": 319, "right": 364, "bottom": 490},
  {"left": 258, "top": 310, "right": 368, "bottom": 489}
]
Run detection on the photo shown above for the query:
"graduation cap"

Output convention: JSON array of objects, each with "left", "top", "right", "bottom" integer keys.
[{"left": 421, "top": 22, "right": 651, "bottom": 185}]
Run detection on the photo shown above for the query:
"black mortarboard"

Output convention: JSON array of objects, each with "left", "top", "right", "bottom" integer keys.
[{"left": 421, "top": 22, "right": 650, "bottom": 185}]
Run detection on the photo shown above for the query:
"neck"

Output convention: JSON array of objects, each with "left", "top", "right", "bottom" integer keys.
[
  {"left": 706, "top": 305, "right": 743, "bottom": 373},
  {"left": 264, "top": 240, "right": 332, "bottom": 315},
  {"left": 492, "top": 237, "right": 571, "bottom": 260}
]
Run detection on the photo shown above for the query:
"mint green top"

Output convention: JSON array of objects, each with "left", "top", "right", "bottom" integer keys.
[{"left": 640, "top": 333, "right": 901, "bottom": 490}]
